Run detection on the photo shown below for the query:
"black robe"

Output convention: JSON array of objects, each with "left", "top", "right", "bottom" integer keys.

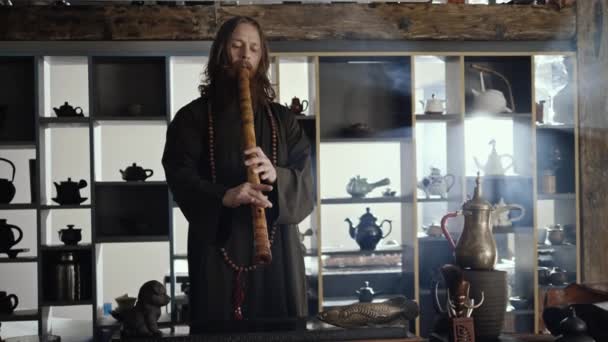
[{"left": 162, "top": 96, "right": 314, "bottom": 332}]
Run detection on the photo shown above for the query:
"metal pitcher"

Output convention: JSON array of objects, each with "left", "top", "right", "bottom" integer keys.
[
  {"left": 55, "top": 252, "right": 80, "bottom": 301},
  {"left": 440, "top": 174, "right": 497, "bottom": 270}
]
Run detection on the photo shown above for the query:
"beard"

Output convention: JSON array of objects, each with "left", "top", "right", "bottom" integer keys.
[{"left": 213, "top": 61, "right": 267, "bottom": 113}]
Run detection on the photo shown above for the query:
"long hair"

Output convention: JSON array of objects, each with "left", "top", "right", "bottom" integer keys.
[{"left": 199, "top": 16, "right": 275, "bottom": 107}]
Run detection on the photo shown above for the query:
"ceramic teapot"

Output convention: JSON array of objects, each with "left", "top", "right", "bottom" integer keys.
[
  {"left": 547, "top": 224, "right": 566, "bottom": 245},
  {"left": 120, "top": 163, "right": 154, "bottom": 182},
  {"left": 472, "top": 89, "right": 512, "bottom": 114},
  {"left": 346, "top": 175, "right": 390, "bottom": 198},
  {"left": 53, "top": 102, "right": 84, "bottom": 117},
  {"left": 550, "top": 267, "right": 568, "bottom": 285},
  {"left": 417, "top": 167, "right": 455, "bottom": 199},
  {"left": 440, "top": 174, "right": 499, "bottom": 270},
  {"left": 355, "top": 281, "right": 382, "bottom": 303},
  {"left": 555, "top": 307, "right": 596, "bottom": 342},
  {"left": 419, "top": 94, "right": 445, "bottom": 114},
  {"left": 53, "top": 178, "right": 87, "bottom": 205},
  {"left": 58, "top": 224, "right": 82, "bottom": 246},
  {"left": 470, "top": 63, "right": 515, "bottom": 114},
  {"left": 0, "top": 219, "right": 23, "bottom": 253},
  {"left": 492, "top": 198, "right": 525, "bottom": 228},
  {"left": 0, "top": 157, "right": 16, "bottom": 204},
  {"left": 474, "top": 139, "right": 514, "bottom": 175},
  {"left": 345, "top": 207, "right": 392, "bottom": 251},
  {"left": 422, "top": 222, "right": 443, "bottom": 238},
  {"left": 285, "top": 96, "right": 308, "bottom": 115},
  {"left": 0, "top": 291, "right": 18, "bottom": 314}
]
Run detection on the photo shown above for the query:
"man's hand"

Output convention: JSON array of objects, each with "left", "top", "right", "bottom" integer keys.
[
  {"left": 244, "top": 147, "right": 277, "bottom": 184},
  {"left": 222, "top": 182, "right": 273, "bottom": 208}
]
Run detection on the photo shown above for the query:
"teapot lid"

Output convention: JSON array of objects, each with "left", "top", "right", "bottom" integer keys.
[
  {"left": 60, "top": 101, "right": 73, "bottom": 109},
  {"left": 358, "top": 281, "right": 375, "bottom": 294},
  {"left": 462, "top": 173, "right": 492, "bottom": 210},
  {"left": 127, "top": 162, "right": 142, "bottom": 169},
  {"left": 547, "top": 223, "right": 563, "bottom": 231},
  {"left": 359, "top": 207, "right": 377, "bottom": 223}
]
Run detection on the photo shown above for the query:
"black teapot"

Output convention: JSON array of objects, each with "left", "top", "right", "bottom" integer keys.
[
  {"left": 0, "top": 219, "right": 22, "bottom": 254},
  {"left": 120, "top": 163, "right": 153, "bottom": 182},
  {"left": 345, "top": 207, "right": 392, "bottom": 251},
  {"left": 0, "top": 291, "right": 18, "bottom": 314},
  {"left": 53, "top": 178, "right": 87, "bottom": 205},
  {"left": 0, "top": 158, "right": 16, "bottom": 204},
  {"left": 355, "top": 281, "right": 382, "bottom": 303},
  {"left": 285, "top": 96, "right": 308, "bottom": 115},
  {"left": 555, "top": 307, "right": 596, "bottom": 342},
  {"left": 53, "top": 102, "right": 84, "bottom": 117},
  {"left": 58, "top": 224, "right": 82, "bottom": 246}
]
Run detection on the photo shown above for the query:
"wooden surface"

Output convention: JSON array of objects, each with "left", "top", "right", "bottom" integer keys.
[
  {"left": 577, "top": 0, "right": 608, "bottom": 283},
  {"left": 0, "top": 3, "right": 575, "bottom": 41}
]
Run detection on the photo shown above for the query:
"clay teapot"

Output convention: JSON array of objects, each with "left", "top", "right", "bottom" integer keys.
[
  {"left": 285, "top": 96, "right": 308, "bottom": 115},
  {"left": 346, "top": 175, "right": 390, "bottom": 198},
  {"left": 0, "top": 219, "right": 23, "bottom": 253},
  {"left": 0, "top": 291, "right": 18, "bottom": 314},
  {"left": 419, "top": 94, "right": 445, "bottom": 114},
  {"left": 0, "top": 157, "right": 16, "bottom": 204},
  {"left": 355, "top": 281, "right": 382, "bottom": 303},
  {"left": 474, "top": 139, "right": 514, "bottom": 175},
  {"left": 120, "top": 163, "right": 154, "bottom": 182},
  {"left": 345, "top": 207, "right": 392, "bottom": 251},
  {"left": 58, "top": 224, "right": 82, "bottom": 246},
  {"left": 53, "top": 178, "right": 87, "bottom": 205},
  {"left": 53, "top": 101, "right": 84, "bottom": 117},
  {"left": 417, "top": 167, "right": 455, "bottom": 199}
]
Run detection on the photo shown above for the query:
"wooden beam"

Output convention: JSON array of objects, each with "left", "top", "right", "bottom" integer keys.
[
  {"left": 0, "top": 3, "right": 575, "bottom": 41},
  {"left": 577, "top": 0, "right": 608, "bottom": 283}
]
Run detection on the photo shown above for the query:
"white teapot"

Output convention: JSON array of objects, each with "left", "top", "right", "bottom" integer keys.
[
  {"left": 472, "top": 88, "right": 512, "bottom": 114},
  {"left": 419, "top": 94, "right": 445, "bottom": 114},
  {"left": 492, "top": 197, "right": 525, "bottom": 228},
  {"left": 474, "top": 139, "right": 514, "bottom": 176}
]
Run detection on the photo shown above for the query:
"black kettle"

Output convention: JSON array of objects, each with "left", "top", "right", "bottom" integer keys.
[
  {"left": 0, "top": 158, "right": 16, "bottom": 204},
  {"left": 345, "top": 207, "right": 392, "bottom": 251}
]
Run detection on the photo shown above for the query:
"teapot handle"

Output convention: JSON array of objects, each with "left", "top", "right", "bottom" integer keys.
[
  {"left": 440, "top": 211, "right": 461, "bottom": 250},
  {"left": 504, "top": 204, "right": 525, "bottom": 223},
  {"left": 8, "top": 224, "right": 23, "bottom": 246},
  {"left": 74, "top": 107, "right": 84, "bottom": 115},
  {"left": 0, "top": 157, "right": 16, "bottom": 182},
  {"left": 444, "top": 174, "right": 456, "bottom": 193},
  {"left": 500, "top": 154, "right": 514, "bottom": 173},
  {"left": 379, "top": 219, "right": 392, "bottom": 239},
  {"left": 144, "top": 169, "right": 154, "bottom": 179},
  {"left": 8, "top": 294, "right": 18, "bottom": 310},
  {"left": 301, "top": 100, "right": 309, "bottom": 112}
]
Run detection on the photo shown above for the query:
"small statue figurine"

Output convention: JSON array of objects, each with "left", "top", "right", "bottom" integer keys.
[{"left": 112, "top": 280, "right": 171, "bottom": 337}]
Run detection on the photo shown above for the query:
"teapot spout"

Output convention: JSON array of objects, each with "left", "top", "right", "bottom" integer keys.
[
  {"left": 53, "top": 107, "right": 60, "bottom": 115},
  {"left": 345, "top": 218, "right": 355, "bottom": 239},
  {"left": 53, "top": 181, "right": 60, "bottom": 190}
]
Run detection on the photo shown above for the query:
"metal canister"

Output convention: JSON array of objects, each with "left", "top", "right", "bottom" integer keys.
[
  {"left": 542, "top": 169, "right": 556, "bottom": 194},
  {"left": 55, "top": 252, "right": 80, "bottom": 301}
]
